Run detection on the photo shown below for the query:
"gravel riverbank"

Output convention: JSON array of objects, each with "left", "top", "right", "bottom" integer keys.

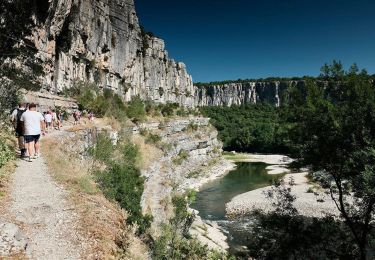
[{"left": 226, "top": 171, "right": 339, "bottom": 218}]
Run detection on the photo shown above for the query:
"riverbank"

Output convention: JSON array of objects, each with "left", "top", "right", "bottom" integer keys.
[{"left": 226, "top": 171, "right": 339, "bottom": 218}]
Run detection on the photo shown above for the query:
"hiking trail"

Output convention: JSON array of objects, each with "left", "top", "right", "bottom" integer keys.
[{"left": 7, "top": 131, "right": 81, "bottom": 259}]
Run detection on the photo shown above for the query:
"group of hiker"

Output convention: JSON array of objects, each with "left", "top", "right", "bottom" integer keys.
[
  {"left": 10, "top": 103, "right": 90, "bottom": 162},
  {"left": 10, "top": 103, "right": 46, "bottom": 162}
]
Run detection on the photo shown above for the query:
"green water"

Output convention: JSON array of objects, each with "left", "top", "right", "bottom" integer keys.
[{"left": 191, "top": 162, "right": 281, "bottom": 253}]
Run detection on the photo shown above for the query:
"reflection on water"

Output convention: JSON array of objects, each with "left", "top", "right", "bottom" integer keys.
[{"left": 191, "top": 162, "right": 281, "bottom": 254}]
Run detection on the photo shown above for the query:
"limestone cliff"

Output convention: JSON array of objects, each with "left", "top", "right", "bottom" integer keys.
[
  {"left": 194, "top": 81, "right": 306, "bottom": 107},
  {"left": 31, "top": 0, "right": 195, "bottom": 106}
]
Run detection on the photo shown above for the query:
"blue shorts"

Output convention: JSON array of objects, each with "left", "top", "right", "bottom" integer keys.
[{"left": 24, "top": 135, "right": 40, "bottom": 143}]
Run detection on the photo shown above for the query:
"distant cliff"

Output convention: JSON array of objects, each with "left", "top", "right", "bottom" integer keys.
[
  {"left": 194, "top": 81, "right": 306, "bottom": 107},
  {"left": 30, "top": 0, "right": 195, "bottom": 106}
]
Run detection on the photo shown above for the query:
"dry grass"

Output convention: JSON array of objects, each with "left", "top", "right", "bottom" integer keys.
[
  {"left": 0, "top": 160, "right": 16, "bottom": 200},
  {"left": 41, "top": 131, "right": 149, "bottom": 259}
]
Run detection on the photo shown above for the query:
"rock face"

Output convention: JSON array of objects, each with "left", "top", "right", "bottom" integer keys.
[
  {"left": 194, "top": 81, "right": 306, "bottom": 107},
  {"left": 31, "top": 0, "right": 195, "bottom": 106},
  {"left": 135, "top": 117, "right": 234, "bottom": 250},
  {"left": 28, "top": 0, "right": 305, "bottom": 108}
]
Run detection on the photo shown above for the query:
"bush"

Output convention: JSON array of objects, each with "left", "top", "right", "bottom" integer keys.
[
  {"left": 74, "top": 81, "right": 127, "bottom": 120},
  {"left": 88, "top": 134, "right": 114, "bottom": 163},
  {"left": 146, "top": 133, "right": 162, "bottom": 144},
  {"left": 152, "top": 193, "right": 232, "bottom": 259},
  {"left": 172, "top": 150, "right": 190, "bottom": 165},
  {"left": 126, "top": 96, "right": 146, "bottom": 122},
  {"left": 185, "top": 122, "right": 199, "bottom": 132},
  {"left": 0, "top": 139, "right": 14, "bottom": 168},
  {"left": 92, "top": 135, "right": 152, "bottom": 234},
  {"left": 159, "top": 102, "right": 179, "bottom": 117}
]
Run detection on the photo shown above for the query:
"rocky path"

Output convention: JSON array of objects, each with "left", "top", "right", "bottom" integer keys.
[{"left": 2, "top": 133, "right": 81, "bottom": 259}]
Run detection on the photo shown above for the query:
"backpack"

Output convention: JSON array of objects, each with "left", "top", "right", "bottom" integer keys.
[{"left": 16, "top": 109, "right": 26, "bottom": 132}]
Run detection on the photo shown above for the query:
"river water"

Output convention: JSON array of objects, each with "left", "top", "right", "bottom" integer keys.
[{"left": 191, "top": 162, "right": 280, "bottom": 255}]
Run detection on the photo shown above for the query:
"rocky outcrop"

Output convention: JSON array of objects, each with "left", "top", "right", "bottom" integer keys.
[
  {"left": 22, "top": 90, "right": 78, "bottom": 112},
  {"left": 30, "top": 0, "right": 195, "bottom": 106},
  {"left": 136, "top": 117, "right": 234, "bottom": 250},
  {"left": 194, "top": 81, "right": 306, "bottom": 107}
]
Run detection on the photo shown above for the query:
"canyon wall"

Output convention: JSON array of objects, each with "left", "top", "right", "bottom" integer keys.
[
  {"left": 194, "top": 81, "right": 306, "bottom": 107},
  {"left": 28, "top": 0, "right": 305, "bottom": 108},
  {"left": 31, "top": 0, "right": 195, "bottom": 106}
]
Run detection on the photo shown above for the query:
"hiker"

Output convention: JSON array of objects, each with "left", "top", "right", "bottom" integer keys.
[
  {"left": 44, "top": 111, "right": 53, "bottom": 132},
  {"left": 88, "top": 111, "right": 94, "bottom": 121},
  {"left": 10, "top": 103, "right": 27, "bottom": 157},
  {"left": 51, "top": 110, "right": 57, "bottom": 128},
  {"left": 54, "top": 111, "right": 62, "bottom": 130},
  {"left": 58, "top": 111, "right": 64, "bottom": 126},
  {"left": 73, "top": 110, "right": 78, "bottom": 125},
  {"left": 20, "top": 103, "right": 46, "bottom": 162},
  {"left": 73, "top": 110, "right": 81, "bottom": 125}
]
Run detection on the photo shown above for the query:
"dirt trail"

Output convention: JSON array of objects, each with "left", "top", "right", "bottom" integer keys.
[{"left": 8, "top": 132, "right": 81, "bottom": 259}]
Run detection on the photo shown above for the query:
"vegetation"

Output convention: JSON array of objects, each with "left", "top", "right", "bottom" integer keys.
[
  {"left": 172, "top": 150, "right": 190, "bottom": 165},
  {"left": 152, "top": 192, "right": 232, "bottom": 260},
  {"left": 238, "top": 62, "right": 375, "bottom": 259},
  {"left": 90, "top": 134, "right": 152, "bottom": 234},
  {"left": 0, "top": 139, "right": 14, "bottom": 169},
  {"left": 200, "top": 104, "right": 292, "bottom": 154}
]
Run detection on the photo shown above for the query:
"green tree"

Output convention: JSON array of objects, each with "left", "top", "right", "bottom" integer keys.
[{"left": 289, "top": 62, "right": 375, "bottom": 259}]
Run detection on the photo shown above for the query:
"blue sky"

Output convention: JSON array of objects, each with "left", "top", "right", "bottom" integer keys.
[{"left": 135, "top": 0, "right": 375, "bottom": 82}]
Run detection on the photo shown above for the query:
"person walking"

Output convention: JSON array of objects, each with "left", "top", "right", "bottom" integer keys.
[
  {"left": 20, "top": 103, "right": 46, "bottom": 162},
  {"left": 51, "top": 110, "right": 57, "bottom": 129},
  {"left": 10, "top": 103, "right": 27, "bottom": 157},
  {"left": 44, "top": 111, "right": 53, "bottom": 132}
]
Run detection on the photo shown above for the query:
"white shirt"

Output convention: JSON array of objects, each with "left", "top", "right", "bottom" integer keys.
[
  {"left": 20, "top": 110, "right": 45, "bottom": 135},
  {"left": 45, "top": 114, "right": 53, "bottom": 123}
]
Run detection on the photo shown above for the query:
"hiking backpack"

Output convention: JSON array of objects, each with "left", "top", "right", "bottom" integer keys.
[{"left": 16, "top": 109, "right": 26, "bottom": 132}]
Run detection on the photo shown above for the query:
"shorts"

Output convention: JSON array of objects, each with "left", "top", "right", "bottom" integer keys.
[{"left": 24, "top": 135, "right": 41, "bottom": 143}]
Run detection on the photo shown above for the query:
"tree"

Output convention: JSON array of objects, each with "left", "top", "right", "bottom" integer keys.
[{"left": 289, "top": 62, "right": 375, "bottom": 259}]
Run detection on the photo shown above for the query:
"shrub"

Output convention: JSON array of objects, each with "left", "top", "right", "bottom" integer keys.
[
  {"left": 126, "top": 96, "right": 146, "bottom": 122},
  {"left": 146, "top": 133, "right": 161, "bottom": 144},
  {"left": 152, "top": 193, "right": 231, "bottom": 259},
  {"left": 0, "top": 139, "right": 14, "bottom": 168},
  {"left": 187, "top": 171, "right": 200, "bottom": 178},
  {"left": 172, "top": 150, "right": 190, "bottom": 165},
  {"left": 91, "top": 134, "right": 152, "bottom": 234},
  {"left": 88, "top": 134, "right": 114, "bottom": 163},
  {"left": 139, "top": 128, "right": 148, "bottom": 136},
  {"left": 159, "top": 102, "right": 179, "bottom": 117},
  {"left": 74, "top": 81, "right": 127, "bottom": 120},
  {"left": 186, "top": 122, "right": 199, "bottom": 132}
]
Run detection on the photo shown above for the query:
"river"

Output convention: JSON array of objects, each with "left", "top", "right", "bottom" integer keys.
[{"left": 191, "top": 162, "right": 281, "bottom": 255}]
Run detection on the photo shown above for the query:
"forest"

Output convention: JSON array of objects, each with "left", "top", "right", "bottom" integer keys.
[{"left": 202, "top": 61, "right": 375, "bottom": 259}]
